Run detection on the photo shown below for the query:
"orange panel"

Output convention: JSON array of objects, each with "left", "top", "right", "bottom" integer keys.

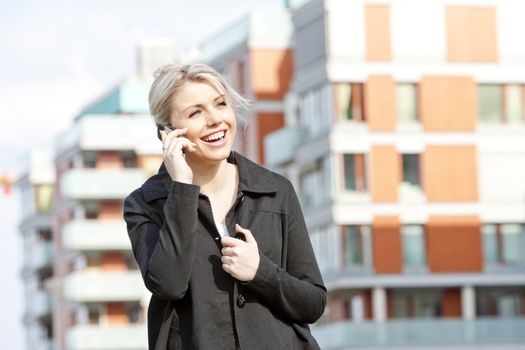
[
  {"left": 442, "top": 289, "right": 462, "bottom": 317},
  {"left": 362, "top": 290, "right": 373, "bottom": 320},
  {"left": 106, "top": 303, "right": 129, "bottom": 325},
  {"left": 372, "top": 216, "right": 402, "bottom": 273},
  {"left": 370, "top": 146, "right": 400, "bottom": 202},
  {"left": 365, "top": 5, "right": 391, "bottom": 61},
  {"left": 96, "top": 151, "right": 123, "bottom": 169},
  {"left": 365, "top": 76, "right": 396, "bottom": 131},
  {"left": 101, "top": 253, "right": 127, "bottom": 271},
  {"left": 256, "top": 112, "right": 284, "bottom": 165},
  {"left": 250, "top": 49, "right": 294, "bottom": 100},
  {"left": 447, "top": 7, "right": 498, "bottom": 62},
  {"left": 419, "top": 76, "right": 477, "bottom": 131},
  {"left": 422, "top": 145, "right": 478, "bottom": 202},
  {"left": 137, "top": 155, "right": 162, "bottom": 178},
  {"left": 98, "top": 201, "right": 122, "bottom": 220},
  {"left": 426, "top": 216, "right": 482, "bottom": 272}
]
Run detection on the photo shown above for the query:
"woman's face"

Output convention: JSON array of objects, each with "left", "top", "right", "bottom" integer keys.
[{"left": 168, "top": 80, "right": 237, "bottom": 164}]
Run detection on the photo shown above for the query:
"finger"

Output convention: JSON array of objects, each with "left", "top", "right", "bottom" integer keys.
[
  {"left": 165, "top": 138, "right": 196, "bottom": 155},
  {"left": 235, "top": 224, "right": 256, "bottom": 244},
  {"left": 221, "top": 247, "right": 235, "bottom": 256},
  {"left": 222, "top": 264, "right": 232, "bottom": 274},
  {"left": 160, "top": 130, "right": 167, "bottom": 142},
  {"left": 221, "top": 236, "right": 242, "bottom": 247}
]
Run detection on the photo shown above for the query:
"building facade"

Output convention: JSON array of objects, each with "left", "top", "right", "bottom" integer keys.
[
  {"left": 265, "top": 0, "right": 525, "bottom": 348},
  {"left": 198, "top": 6, "right": 295, "bottom": 165},
  {"left": 47, "top": 76, "right": 162, "bottom": 350},
  {"left": 17, "top": 150, "right": 56, "bottom": 350}
]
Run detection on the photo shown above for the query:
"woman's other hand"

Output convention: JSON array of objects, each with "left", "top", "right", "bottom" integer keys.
[
  {"left": 221, "top": 224, "right": 260, "bottom": 282},
  {"left": 160, "top": 128, "right": 196, "bottom": 184}
]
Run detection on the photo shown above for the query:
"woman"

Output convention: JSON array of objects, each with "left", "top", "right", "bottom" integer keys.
[{"left": 123, "top": 63, "right": 326, "bottom": 350}]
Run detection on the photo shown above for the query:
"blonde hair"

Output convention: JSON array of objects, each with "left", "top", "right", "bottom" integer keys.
[{"left": 149, "top": 63, "right": 250, "bottom": 126}]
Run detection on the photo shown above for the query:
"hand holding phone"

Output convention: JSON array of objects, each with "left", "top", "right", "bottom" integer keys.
[{"left": 157, "top": 123, "right": 197, "bottom": 184}]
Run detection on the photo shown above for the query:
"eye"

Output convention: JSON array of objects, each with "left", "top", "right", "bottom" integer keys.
[
  {"left": 188, "top": 110, "right": 200, "bottom": 118},
  {"left": 217, "top": 100, "right": 227, "bottom": 107}
]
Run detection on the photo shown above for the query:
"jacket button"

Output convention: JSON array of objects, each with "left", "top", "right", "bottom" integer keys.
[{"left": 237, "top": 294, "right": 246, "bottom": 308}]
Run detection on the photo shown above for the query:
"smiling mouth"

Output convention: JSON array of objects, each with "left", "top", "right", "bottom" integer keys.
[{"left": 201, "top": 130, "right": 226, "bottom": 143}]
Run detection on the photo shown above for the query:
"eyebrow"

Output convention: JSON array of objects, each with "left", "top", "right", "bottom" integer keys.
[{"left": 181, "top": 94, "right": 226, "bottom": 113}]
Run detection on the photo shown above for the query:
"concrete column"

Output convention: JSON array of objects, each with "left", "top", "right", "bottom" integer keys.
[
  {"left": 372, "top": 286, "right": 387, "bottom": 322},
  {"left": 461, "top": 285, "right": 476, "bottom": 320}
]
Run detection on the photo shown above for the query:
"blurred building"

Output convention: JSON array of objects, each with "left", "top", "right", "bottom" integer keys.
[
  {"left": 16, "top": 41, "right": 175, "bottom": 350},
  {"left": 263, "top": 0, "right": 525, "bottom": 349},
  {"left": 199, "top": 5, "right": 294, "bottom": 164},
  {"left": 16, "top": 150, "right": 55, "bottom": 350}
]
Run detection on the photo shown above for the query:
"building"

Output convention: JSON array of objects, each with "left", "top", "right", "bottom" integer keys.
[
  {"left": 264, "top": 0, "right": 525, "bottom": 348},
  {"left": 17, "top": 150, "right": 55, "bottom": 350},
  {"left": 198, "top": 5, "right": 294, "bottom": 165}
]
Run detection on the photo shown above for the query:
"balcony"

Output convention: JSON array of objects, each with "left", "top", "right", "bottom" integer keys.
[
  {"left": 66, "top": 324, "right": 147, "bottom": 350},
  {"left": 264, "top": 126, "right": 306, "bottom": 167},
  {"left": 33, "top": 291, "right": 52, "bottom": 318},
  {"left": 27, "top": 241, "right": 54, "bottom": 270},
  {"left": 63, "top": 219, "right": 131, "bottom": 251},
  {"left": 60, "top": 168, "right": 145, "bottom": 200},
  {"left": 64, "top": 270, "right": 146, "bottom": 302},
  {"left": 312, "top": 318, "right": 525, "bottom": 349}
]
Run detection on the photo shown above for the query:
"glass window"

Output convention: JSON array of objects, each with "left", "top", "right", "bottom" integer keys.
[
  {"left": 502, "top": 224, "right": 525, "bottom": 264},
  {"left": 342, "top": 225, "right": 372, "bottom": 267},
  {"left": 482, "top": 223, "right": 525, "bottom": 265},
  {"left": 396, "top": 84, "right": 418, "bottom": 123},
  {"left": 299, "top": 85, "right": 333, "bottom": 137},
  {"left": 299, "top": 158, "right": 330, "bottom": 207},
  {"left": 36, "top": 184, "right": 53, "bottom": 213},
  {"left": 505, "top": 85, "right": 524, "bottom": 123},
  {"left": 392, "top": 289, "right": 442, "bottom": 318},
  {"left": 402, "top": 225, "right": 426, "bottom": 267},
  {"left": 479, "top": 84, "right": 502, "bottom": 122},
  {"left": 336, "top": 83, "right": 365, "bottom": 122},
  {"left": 402, "top": 154, "right": 421, "bottom": 189},
  {"left": 482, "top": 224, "right": 499, "bottom": 264},
  {"left": 343, "top": 154, "right": 367, "bottom": 192},
  {"left": 477, "top": 287, "right": 525, "bottom": 317}
]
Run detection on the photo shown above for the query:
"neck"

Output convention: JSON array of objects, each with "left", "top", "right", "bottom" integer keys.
[{"left": 187, "top": 156, "right": 235, "bottom": 194}]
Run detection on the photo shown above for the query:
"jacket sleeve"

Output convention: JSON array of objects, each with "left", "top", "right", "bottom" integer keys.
[
  {"left": 123, "top": 181, "right": 200, "bottom": 300},
  {"left": 243, "top": 180, "right": 327, "bottom": 324}
]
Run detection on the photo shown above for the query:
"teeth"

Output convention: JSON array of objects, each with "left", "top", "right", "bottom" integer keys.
[{"left": 203, "top": 131, "right": 225, "bottom": 142}]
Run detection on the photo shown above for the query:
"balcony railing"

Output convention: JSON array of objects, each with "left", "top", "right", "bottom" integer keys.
[
  {"left": 264, "top": 126, "right": 306, "bottom": 167},
  {"left": 312, "top": 318, "right": 525, "bottom": 349},
  {"left": 60, "top": 168, "right": 145, "bottom": 200},
  {"left": 33, "top": 291, "right": 52, "bottom": 318},
  {"left": 63, "top": 219, "right": 131, "bottom": 251},
  {"left": 27, "top": 241, "right": 54, "bottom": 270},
  {"left": 64, "top": 270, "right": 146, "bottom": 302},
  {"left": 66, "top": 324, "right": 147, "bottom": 350}
]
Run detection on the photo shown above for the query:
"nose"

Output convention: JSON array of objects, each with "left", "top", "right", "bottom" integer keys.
[{"left": 206, "top": 108, "right": 223, "bottom": 127}]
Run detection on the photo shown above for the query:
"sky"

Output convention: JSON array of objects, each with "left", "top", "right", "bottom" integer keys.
[{"left": 0, "top": 0, "right": 282, "bottom": 348}]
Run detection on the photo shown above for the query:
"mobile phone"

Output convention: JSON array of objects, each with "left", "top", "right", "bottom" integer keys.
[{"left": 156, "top": 123, "right": 174, "bottom": 141}]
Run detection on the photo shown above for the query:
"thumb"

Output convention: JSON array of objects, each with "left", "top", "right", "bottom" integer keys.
[{"left": 235, "top": 224, "right": 256, "bottom": 244}]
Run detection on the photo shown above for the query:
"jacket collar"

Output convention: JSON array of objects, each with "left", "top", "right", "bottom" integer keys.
[{"left": 141, "top": 151, "right": 278, "bottom": 202}]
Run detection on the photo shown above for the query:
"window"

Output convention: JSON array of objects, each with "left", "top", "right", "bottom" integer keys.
[
  {"left": 483, "top": 224, "right": 525, "bottom": 265},
  {"left": 310, "top": 226, "right": 339, "bottom": 273},
  {"left": 402, "top": 225, "right": 426, "bottom": 268},
  {"left": 299, "top": 84, "right": 334, "bottom": 137},
  {"left": 392, "top": 289, "right": 442, "bottom": 318},
  {"left": 401, "top": 154, "right": 421, "bottom": 190},
  {"left": 36, "top": 184, "right": 53, "bottom": 213},
  {"left": 343, "top": 154, "right": 367, "bottom": 192},
  {"left": 396, "top": 84, "right": 418, "bottom": 123},
  {"left": 479, "top": 84, "right": 525, "bottom": 123},
  {"left": 477, "top": 287, "right": 525, "bottom": 317},
  {"left": 342, "top": 225, "right": 372, "bottom": 268},
  {"left": 335, "top": 83, "right": 365, "bottom": 122},
  {"left": 299, "top": 158, "right": 330, "bottom": 207}
]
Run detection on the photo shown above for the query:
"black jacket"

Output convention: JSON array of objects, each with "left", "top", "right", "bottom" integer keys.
[{"left": 123, "top": 151, "right": 326, "bottom": 349}]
